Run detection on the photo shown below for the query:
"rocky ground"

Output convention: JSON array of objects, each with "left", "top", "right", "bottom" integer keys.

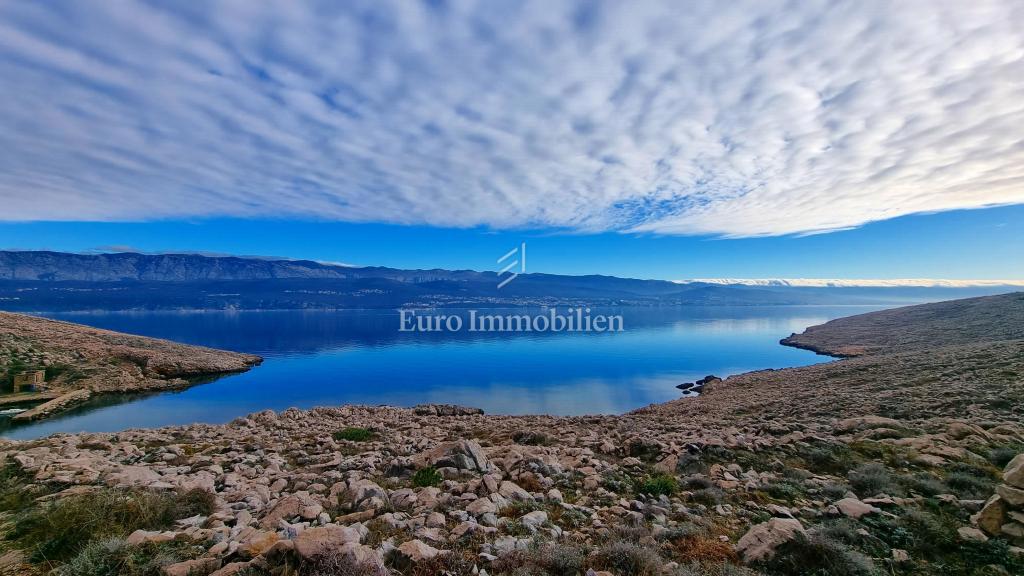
[
  {"left": 1, "top": 294, "right": 1023, "bottom": 576},
  {"left": 0, "top": 312, "right": 261, "bottom": 421}
]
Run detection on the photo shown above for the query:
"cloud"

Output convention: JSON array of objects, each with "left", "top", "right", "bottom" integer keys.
[
  {"left": 0, "top": 1, "right": 1022, "bottom": 237},
  {"left": 676, "top": 279, "right": 1024, "bottom": 287}
]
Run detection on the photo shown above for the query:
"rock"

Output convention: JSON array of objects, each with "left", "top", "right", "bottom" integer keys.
[
  {"left": 735, "top": 518, "right": 805, "bottom": 564},
  {"left": 834, "top": 498, "right": 880, "bottom": 519},
  {"left": 892, "top": 549, "right": 910, "bottom": 563},
  {"left": 835, "top": 416, "right": 901, "bottom": 433},
  {"left": 126, "top": 530, "right": 177, "bottom": 546},
  {"left": 236, "top": 530, "right": 280, "bottom": 558},
  {"left": 972, "top": 495, "right": 1008, "bottom": 536},
  {"left": 498, "top": 481, "right": 533, "bottom": 502},
  {"left": 339, "top": 479, "right": 388, "bottom": 512},
  {"left": 1004, "top": 454, "right": 1024, "bottom": 489},
  {"left": 394, "top": 539, "right": 446, "bottom": 569},
  {"left": 293, "top": 524, "right": 362, "bottom": 560},
  {"left": 520, "top": 510, "right": 548, "bottom": 532},
  {"left": 209, "top": 563, "right": 250, "bottom": 576},
  {"left": 958, "top": 526, "right": 989, "bottom": 543},
  {"left": 161, "top": 558, "right": 221, "bottom": 576},
  {"left": 107, "top": 465, "right": 162, "bottom": 487},
  {"left": 996, "top": 484, "right": 1024, "bottom": 507},
  {"left": 415, "top": 440, "right": 491, "bottom": 472},
  {"left": 260, "top": 492, "right": 323, "bottom": 528},
  {"left": 412, "top": 404, "right": 484, "bottom": 416},
  {"left": 467, "top": 497, "right": 498, "bottom": 516},
  {"left": 1002, "top": 522, "right": 1024, "bottom": 540}
]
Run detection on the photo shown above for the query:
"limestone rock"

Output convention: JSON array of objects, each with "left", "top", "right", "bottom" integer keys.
[
  {"left": 834, "top": 498, "right": 880, "bottom": 519},
  {"left": 1003, "top": 454, "right": 1024, "bottom": 489},
  {"left": 161, "top": 558, "right": 221, "bottom": 576},
  {"left": 971, "top": 495, "right": 1008, "bottom": 536},
  {"left": 736, "top": 518, "right": 805, "bottom": 564},
  {"left": 293, "top": 525, "right": 363, "bottom": 560},
  {"left": 394, "top": 539, "right": 446, "bottom": 569},
  {"left": 996, "top": 484, "right": 1024, "bottom": 507},
  {"left": 415, "top": 439, "right": 491, "bottom": 472}
]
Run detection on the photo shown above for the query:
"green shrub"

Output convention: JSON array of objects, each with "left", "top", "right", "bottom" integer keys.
[
  {"left": 689, "top": 487, "right": 724, "bottom": 506},
  {"left": 332, "top": 427, "right": 376, "bottom": 442},
  {"left": 9, "top": 488, "right": 215, "bottom": 562},
  {"left": 847, "top": 463, "right": 896, "bottom": 497},
  {"left": 298, "top": 547, "right": 387, "bottom": 576},
  {"left": 901, "top": 472, "right": 947, "bottom": 496},
  {"left": 411, "top": 466, "right": 442, "bottom": 488},
  {"left": 638, "top": 473, "right": 678, "bottom": 496},
  {"left": 491, "top": 543, "right": 587, "bottom": 576},
  {"left": 944, "top": 471, "right": 992, "bottom": 499},
  {"left": 765, "top": 480, "right": 804, "bottom": 502},
  {"left": 57, "top": 538, "right": 198, "bottom": 576},
  {"left": 763, "top": 533, "right": 879, "bottom": 576},
  {"left": 801, "top": 443, "right": 856, "bottom": 475},
  {"left": 821, "top": 483, "right": 851, "bottom": 500},
  {"left": 987, "top": 445, "right": 1023, "bottom": 468},
  {"left": 590, "top": 541, "right": 662, "bottom": 576},
  {"left": 900, "top": 508, "right": 955, "bottom": 556}
]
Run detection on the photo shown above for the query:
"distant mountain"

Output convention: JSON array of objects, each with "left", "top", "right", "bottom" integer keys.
[{"left": 0, "top": 251, "right": 1018, "bottom": 311}]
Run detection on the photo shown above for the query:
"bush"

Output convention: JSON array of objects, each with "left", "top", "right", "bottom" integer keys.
[
  {"left": 590, "top": 541, "right": 663, "bottom": 576},
  {"left": 298, "top": 548, "right": 387, "bottom": 576},
  {"left": 690, "top": 487, "right": 724, "bottom": 506},
  {"left": 638, "top": 474, "right": 678, "bottom": 496},
  {"left": 57, "top": 538, "right": 197, "bottom": 576},
  {"left": 988, "top": 445, "right": 1023, "bottom": 468},
  {"left": 670, "top": 535, "right": 737, "bottom": 564},
  {"left": 847, "top": 463, "right": 896, "bottom": 497},
  {"left": 901, "top": 473, "right": 946, "bottom": 496},
  {"left": 900, "top": 509, "right": 955, "bottom": 556},
  {"left": 801, "top": 443, "right": 856, "bottom": 475},
  {"left": 332, "top": 427, "right": 376, "bottom": 442},
  {"left": 821, "top": 483, "right": 851, "bottom": 500},
  {"left": 944, "top": 471, "right": 992, "bottom": 499},
  {"left": 411, "top": 466, "right": 442, "bottom": 488},
  {"left": 491, "top": 543, "right": 587, "bottom": 576},
  {"left": 9, "top": 488, "right": 216, "bottom": 562},
  {"left": 765, "top": 480, "right": 803, "bottom": 502},
  {"left": 763, "top": 533, "right": 878, "bottom": 576}
]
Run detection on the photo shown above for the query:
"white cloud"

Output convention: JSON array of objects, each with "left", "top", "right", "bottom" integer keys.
[
  {"left": 0, "top": 1, "right": 1022, "bottom": 236},
  {"left": 676, "top": 279, "right": 1024, "bottom": 287}
]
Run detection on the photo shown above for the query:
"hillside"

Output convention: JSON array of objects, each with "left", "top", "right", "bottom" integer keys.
[{"left": 781, "top": 292, "right": 1024, "bottom": 356}]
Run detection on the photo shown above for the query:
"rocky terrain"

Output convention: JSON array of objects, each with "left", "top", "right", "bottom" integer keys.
[
  {"left": 0, "top": 294, "right": 1023, "bottom": 576},
  {"left": 0, "top": 312, "right": 261, "bottom": 421}
]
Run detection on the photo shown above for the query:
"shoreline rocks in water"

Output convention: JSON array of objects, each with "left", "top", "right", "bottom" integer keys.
[{"left": 676, "top": 374, "right": 722, "bottom": 394}]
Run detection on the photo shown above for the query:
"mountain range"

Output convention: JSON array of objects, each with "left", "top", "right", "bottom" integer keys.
[{"left": 0, "top": 251, "right": 1017, "bottom": 311}]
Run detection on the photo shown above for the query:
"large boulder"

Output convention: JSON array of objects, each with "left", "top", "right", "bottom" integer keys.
[
  {"left": 834, "top": 498, "right": 880, "bottom": 519},
  {"left": 337, "top": 479, "right": 389, "bottom": 512},
  {"left": 1003, "top": 454, "right": 1024, "bottom": 489},
  {"left": 414, "top": 440, "right": 491, "bottom": 473},
  {"left": 260, "top": 492, "right": 323, "bottom": 528},
  {"left": 972, "top": 495, "right": 1008, "bottom": 536},
  {"left": 736, "top": 518, "right": 805, "bottom": 564},
  {"left": 293, "top": 525, "right": 363, "bottom": 560}
]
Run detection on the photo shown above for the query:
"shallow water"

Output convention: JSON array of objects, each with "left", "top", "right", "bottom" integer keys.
[{"left": 1, "top": 306, "right": 883, "bottom": 439}]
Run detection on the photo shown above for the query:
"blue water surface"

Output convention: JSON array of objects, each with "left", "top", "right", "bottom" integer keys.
[{"left": 1, "top": 306, "right": 882, "bottom": 439}]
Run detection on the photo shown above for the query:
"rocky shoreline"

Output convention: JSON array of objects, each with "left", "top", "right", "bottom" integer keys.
[
  {"left": 0, "top": 294, "right": 1022, "bottom": 576},
  {"left": 0, "top": 311, "right": 261, "bottom": 423}
]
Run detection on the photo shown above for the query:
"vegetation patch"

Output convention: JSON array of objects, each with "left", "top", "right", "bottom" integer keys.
[
  {"left": 410, "top": 466, "right": 442, "bottom": 488},
  {"left": 332, "top": 427, "right": 377, "bottom": 442}
]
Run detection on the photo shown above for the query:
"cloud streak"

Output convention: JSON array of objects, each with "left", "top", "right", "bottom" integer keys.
[{"left": 0, "top": 1, "right": 1022, "bottom": 236}]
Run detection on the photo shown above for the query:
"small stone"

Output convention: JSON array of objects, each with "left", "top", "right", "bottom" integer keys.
[
  {"left": 834, "top": 498, "right": 880, "bottom": 519},
  {"left": 958, "top": 526, "right": 989, "bottom": 543},
  {"left": 891, "top": 549, "right": 910, "bottom": 563}
]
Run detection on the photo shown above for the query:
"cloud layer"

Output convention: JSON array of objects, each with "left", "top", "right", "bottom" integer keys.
[{"left": 1, "top": 1, "right": 1022, "bottom": 236}]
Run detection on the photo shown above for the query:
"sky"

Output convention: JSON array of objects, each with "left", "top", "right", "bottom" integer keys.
[{"left": 0, "top": 1, "right": 1022, "bottom": 280}]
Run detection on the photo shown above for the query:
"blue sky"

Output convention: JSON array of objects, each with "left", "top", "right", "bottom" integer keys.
[{"left": 0, "top": 1, "right": 1022, "bottom": 280}]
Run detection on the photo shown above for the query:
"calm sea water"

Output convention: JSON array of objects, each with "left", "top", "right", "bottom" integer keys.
[{"left": 1, "top": 306, "right": 882, "bottom": 439}]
